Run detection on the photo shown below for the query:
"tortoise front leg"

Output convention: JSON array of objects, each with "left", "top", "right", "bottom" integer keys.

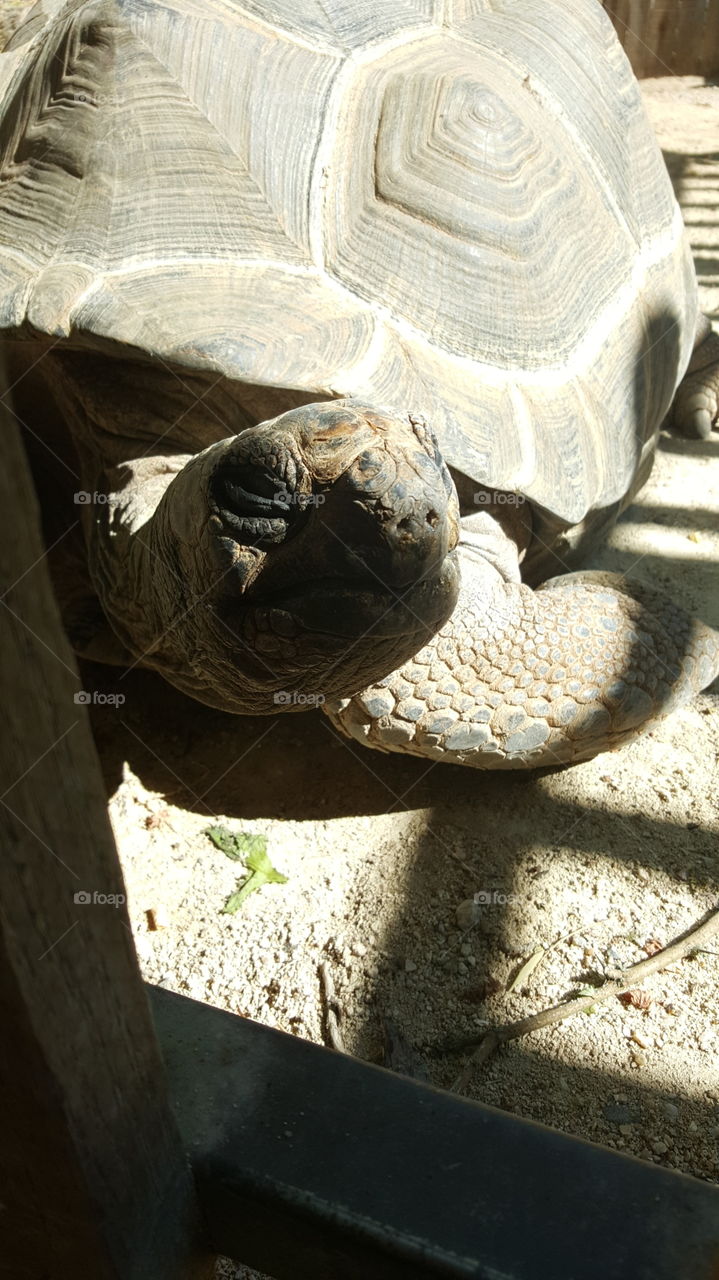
[
  {"left": 672, "top": 314, "right": 719, "bottom": 439},
  {"left": 325, "top": 530, "right": 719, "bottom": 770}
]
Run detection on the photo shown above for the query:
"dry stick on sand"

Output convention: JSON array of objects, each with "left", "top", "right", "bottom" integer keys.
[
  {"left": 319, "top": 960, "right": 346, "bottom": 1053},
  {"left": 450, "top": 904, "right": 719, "bottom": 1093}
]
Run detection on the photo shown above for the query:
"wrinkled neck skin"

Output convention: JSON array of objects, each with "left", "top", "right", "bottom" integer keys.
[{"left": 84, "top": 451, "right": 199, "bottom": 669}]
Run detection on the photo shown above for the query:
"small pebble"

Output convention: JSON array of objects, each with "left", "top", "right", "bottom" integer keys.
[
  {"left": 662, "top": 1102, "right": 679, "bottom": 1121},
  {"left": 619, "top": 1123, "right": 634, "bottom": 1136},
  {"left": 460, "top": 943, "right": 473, "bottom": 958},
  {"left": 631, "top": 1049, "right": 647, "bottom": 1068},
  {"left": 405, "top": 958, "right": 417, "bottom": 972},
  {"left": 351, "top": 942, "right": 367, "bottom": 957},
  {"left": 652, "top": 1140, "right": 669, "bottom": 1155},
  {"left": 455, "top": 898, "right": 482, "bottom": 930}
]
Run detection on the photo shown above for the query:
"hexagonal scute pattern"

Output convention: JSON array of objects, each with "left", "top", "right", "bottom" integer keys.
[{"left": 0, "top": 0, "right": 697, "bottom": 528}]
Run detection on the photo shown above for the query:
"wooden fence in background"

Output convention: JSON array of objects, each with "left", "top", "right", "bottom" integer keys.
[{"left": 602, "top": 0, "right": 719, "bottom": 78}]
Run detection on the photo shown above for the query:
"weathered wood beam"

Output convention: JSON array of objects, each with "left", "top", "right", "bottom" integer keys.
[
  {"left": 602, "top": 0, "right": 719, "bottom": 78},
  {"left": 0, "top": 371, "right": 213, "bottom": 1280}
]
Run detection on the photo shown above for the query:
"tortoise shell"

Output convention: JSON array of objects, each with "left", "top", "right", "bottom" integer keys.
[{"left": 0, "top": 0, "right": 697, "bottom": 529}]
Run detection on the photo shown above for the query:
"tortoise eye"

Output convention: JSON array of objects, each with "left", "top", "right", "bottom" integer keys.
[
  {"left": 210, "top": 464, "right": 299, "bottom": 546},
  {"left": 216, "top": 465, "right": 288, "bottom": 512}
]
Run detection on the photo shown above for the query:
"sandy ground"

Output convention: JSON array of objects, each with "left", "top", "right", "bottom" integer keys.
[{"left": 1, "top": 3, "right": 717, "bottom": 1274}]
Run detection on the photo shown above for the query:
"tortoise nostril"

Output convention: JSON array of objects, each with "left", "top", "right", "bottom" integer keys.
[{"left": 397, "top": 509, "right": 440, "bottom": 535}]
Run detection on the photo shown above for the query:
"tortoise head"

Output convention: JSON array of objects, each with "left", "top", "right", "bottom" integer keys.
[{"left": 151, "top": 401, "right": 460, "bottom": 712}]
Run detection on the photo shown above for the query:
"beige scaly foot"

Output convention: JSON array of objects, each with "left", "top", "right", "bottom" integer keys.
[{"left": 324, "top": 543, "right": 719, "bottom": 770}]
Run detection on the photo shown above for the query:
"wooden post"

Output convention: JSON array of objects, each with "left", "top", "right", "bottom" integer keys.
[
  {"left": 0, "top": 374, "right": 213, "bottom": 1278},
  {"left": 602, "top": 0, "right": 719, "bottom": 78}
]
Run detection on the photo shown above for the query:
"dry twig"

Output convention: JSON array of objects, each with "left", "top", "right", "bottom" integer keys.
[
  {"left": 450, "top": 905, "right": 719, "bottom": 1092},
  {"left": 319, "top": 960, "right": 345, "bottom": 1053}
]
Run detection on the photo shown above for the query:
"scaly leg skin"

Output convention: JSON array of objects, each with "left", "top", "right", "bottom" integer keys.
[
  {"left": 324, "top": 542, "right": 719, "bottom": 770},
  {"left": 672, "top": 314, "right": 719, "bottom": 439}
]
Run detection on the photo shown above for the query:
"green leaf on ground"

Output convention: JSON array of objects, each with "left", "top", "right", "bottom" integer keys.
[
  {"left": 574, "top": 986, "right": 600, "bottom": 1013},
  {"left": 205, "top": 825, "right": 288, "bottom": 913},
  {"left": 206, "top": 825, "right": 267, "bottom": 862}
]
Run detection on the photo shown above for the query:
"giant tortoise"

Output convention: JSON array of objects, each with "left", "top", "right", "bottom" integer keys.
[{"left": 0, "top": 0, "right": 717, "bottom": 769}]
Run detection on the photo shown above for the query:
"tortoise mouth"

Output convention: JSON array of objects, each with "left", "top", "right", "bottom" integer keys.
[{"left": 248, "top": 550, "right": 459, "bottom": 639}]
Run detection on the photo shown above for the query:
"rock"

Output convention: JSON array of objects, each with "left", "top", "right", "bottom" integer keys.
[
  {"left": 662, "top": 1101, "right": 679, "bottom": 1121},
  {"left": 630, "top": 1029, "right": 650, "bottom": 1048},
  {"left": 603, "top": 1103, "right": 639, "bottom": 1125},
  {"left": 652, "top": 1140, "right": 669, "bottom": 1155},
  {"left": 455, "top": 898, "right": 481, "bottom": 930}
]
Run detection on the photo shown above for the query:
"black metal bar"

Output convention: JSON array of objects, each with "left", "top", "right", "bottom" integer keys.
[{"left": 150, "top": 985, "right": 719, "bottom": 1280}]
